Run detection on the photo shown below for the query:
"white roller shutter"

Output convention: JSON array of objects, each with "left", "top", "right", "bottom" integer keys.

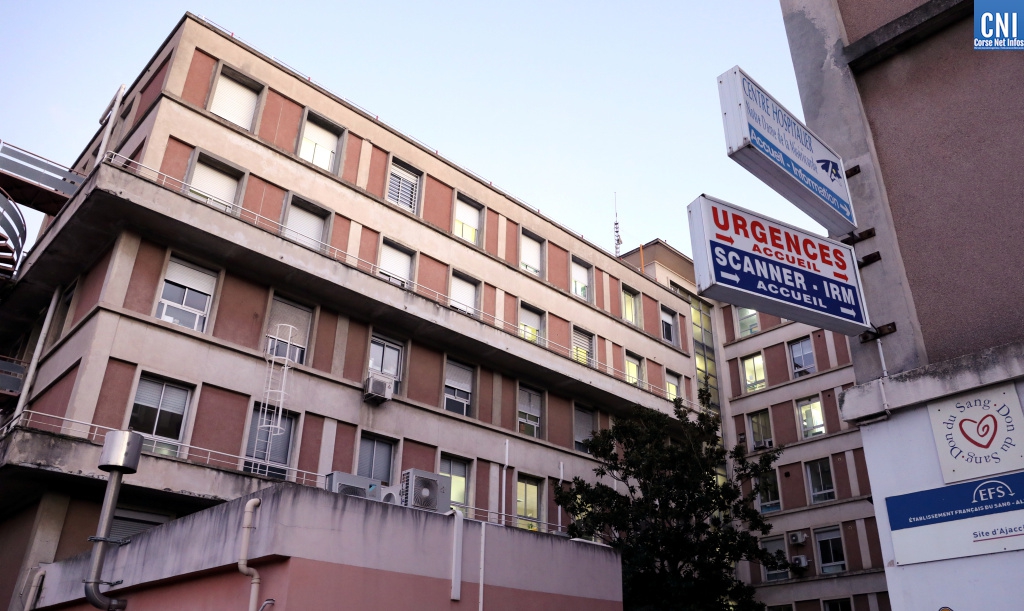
[
  {"left": 134, "top": 377, "right": 164, "bottom": 409},
  {"left": 210, "top": 75, "right": 259, "bottom": 129},
  {"left": 454, "top": 199, "right": 481, "bottom": 243},
  {"left": 520, "top": 235, "right": 542, "bottom": 274},
  {"left": 445, "top": 361, "right": 474, "bottom": 393},
  {"left": 190, "top": 162, "right": 238, "bottom": 211},
  {"left": 165, "top": 258, "right": 217, "bottom": 296},
  {"left": 379, "top": 243, "right": 412, "bottom": 284},
  {"left": 246, "top": 407, "right": 294, "bottom": 464},
  {"left": 299, "top": 121, "right": 338, "bottom": 170},
  {"left": 266, "top": 298, "right": 311, "bottom": 347},
  {"left": 519, "top": 306, "right": 542, "bottom": 336},
  {"left": 387, "top": 164, "right": 419, "bottom": 212},
  {"left": 661, "top": 308, "right": 676, "bottom": 343},
  {"left": 572, "top": 328, "right": 593, "bottom": 365},
  {"left": 284, "top": 205, "right": 325, "bottom": 249},
  {"left": 450, "top": 275, "right": 477, "bottom": 312},
  {"left": 571, "top": 261, "right": 590, "bottom": 299},
  {"left": 574, "top": 408, "right": 595, "bottom": 444}
]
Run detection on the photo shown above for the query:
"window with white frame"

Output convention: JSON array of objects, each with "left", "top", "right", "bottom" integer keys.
[
  {"left": 572, "top": 327, "right": 594, "bottom": 367},
  {"left": 737, "top": 307, "right": 759, "bottom": 337},
  {"left": 129, "top": 377, "right": 190, "bottom": 456},
  {"left": 450, "top": 274, "right": 478, "bottom": 314},
  {"left": 790, "top": 336, "right": 816, "bottom": 377},
  {"left": 625, "top": 353, "right": 643, "bottom": 386},
  {"left": 518, "top": 386, "right": 542, "bottom": 438},
  {"left": 822, "top": 599, "right": 852, "bottom": 611},
  {"left": 386, "top": 160, "right": 420, "bottom": 212},
  {"left": 210, "top": 72, "right": 260, "bottom": 130},
  {"left": 742, "top": 353, "right": 766, "bottom": 392},
  {"left": 440, "top": 455, "right": 470, "bottom": 510},
  {"left": 758, "top": 469, "right": 781, "bottom": 513},
  {"left": 799, "top": 395, "right": 825, "bottom": 438},
  {"left": 516, "top": 475, "right": 541, "bottom": 531},
  {"left": 520, "top": 232, "right": 543, "bottom": 276},
  {"left": 265, "top": 297, "right": 312, "bottom": 365},
  {"left": 379, "top": 241, "right": 413, "bottom": 287},
  {"left": 749, "top": 409, "right": 773, "bottom": 449},
  {"left": 243, "top": 405, "right": 296, "bottom": 479},
  {"left": 454, "top": 197, "right": 482, "bottom": 245},
  {"left": 816, "top": 527, "right": 846, "bottom": 574},
  {"left": 283, "top": 200, "right": 326, "bottom": 250},
  {"left": 807, "top": 457, "right": 836, "bottom": 503},
  {"left": 574, "top": 407, "right": 596, "bottom": 452},
  {"left": 571, "top": 258, "right": 591, "bottom": 301},
  {"left": 661, "top": 307, "right": 678, "bottom": 345},
  {"left": 298, "top": 118, "right": 339, "bottom": 171},
  {"left": 761, "top": 537, "right": 788, "bottom": 581},
  {"left": 188, "top": 159, "right": 239, "bottom": 212},
  {"left": 518, "top": 304, "right": 543, "bottom": 343},
  {"left": 622, "top": 286, "right": 640, "bottom": 326},
  {"left": 357, "top": 435, "right": 394, "bottom": 485},
  {"left": 665, "top": 371, "right": 681, "bottom": 401},
  {"left": 157, "top": 258, "right": 217, "bottom": 332},
  {"left": 444, "top": 360, "right": 474, "bottom": 416},
  {"left": 369, "top": 335, "right": 403, "bottom": 392}
]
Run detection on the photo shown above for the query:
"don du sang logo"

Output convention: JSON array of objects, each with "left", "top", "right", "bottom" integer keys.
[{"left": 928, "top": 383, "right": 1024, "bottom": 483}]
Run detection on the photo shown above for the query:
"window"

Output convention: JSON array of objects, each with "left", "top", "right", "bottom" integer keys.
[
  {"left": 761, "top": 537, "right": 788, "bottom": 581},
  {"left": 189, "top": 160, "right": 238, "bottom": 212},
  {"left": 44, "top": 282, "right": 76, "bottom": 348},
  {"left": 157, "top": 258, "right": 217, "bottom": 332},
  {"left": 444, "top": 360, "right": 474, "bottom": 416},
  {"left": 379, "top": 242, "right": 413, "bottom": 287},
  {"left": 283, "top": 200, "right": 326, "bottom": 250},
  {"left": 790, "top": 337, "right": 816, "bottom": 377},
  {"left": 571, "top": 328, "right": 594, "bottom": 366},
  {"left": 454, "top": 197, "right": 482, "bottom": 245},
  {"left": 519, "top": 304, "right": 543, "bottom": 343},
  {"left": 749, "top": 409, "right": 773, "bottom": 449},
  {"left": 622, "top": 287, "right": 640, "bottom": 326},
  {"left": 298, "top": 118, "right": 339, "bottom": 171},
  {"left": 357, "top": 436, "right": 394, "bottom": 485},
  {"left": 440, "top": 455, "right": 469, "bottom": 510},
  {"left": 574, "top": 407, "right": 596, "bottom": 452},
  {"left": 625, "top": 353, "right": 643, "bottom": 386},
  {"left": 571, "top": 259, "right": 591, "bottom": 301},
  {"left": 661, "top": 308, "right": 678, "bottom": 345},
  {"left": 669, "top": 280, "right": 686, "bottom": 296},
  {"left": 767, "top": 606, "right": 793, "bottom": 611},
  {"left": 816, "top": 527, "right": 846, "bottom": 573},
  {"left": 516, "top": 475, "right": 541, "bottom": 531},
  {"left": 109, "top": 508, "right": 170, "bottom": 541},
  {"left": 129, "top": 377, "right": 190, "bottom": 456},
  {"left": 741, "top": 353, "right": 765, "bottom": 392},
  {"left": 738, "top": 307, "right": 759, "bottom": 337},
  {"left": 665, "top": 371, "right": 681, "bottom": 401},
  {"left": 386, "top": 160, "right": 419, "bottom": 212},
  {"left": 691, "top": 301, "right": 720, "bottom": 411},
  {"left": 823, "top": 600, "right": 852, "bottom": 611},
  {"left": 210, "top": 72, "right": 259, "bottom": 130},
  {"left": 758, "top": 469, "right": 781, "bottom": 513},
  {"left": 369, "top": 336, "right": 403, "bottom": 392},
  {"left": 807, "top": 458, "right": 836, "bottom": 503},
  {"left": 520, "top": 232, "right": 542, "bottom": 275},
  {"left": 265, "top": 298, "right": 312, "bottom": 365},
  {"left": 244, "top": 405, "right": 295, "bottom": 479},
  {"left": 799, "top": 396, "right": 825, "bottom": 438},
  {"left": 450, "top": 274, "right": 478, "bottom": 314},
  {"left": 518, "top": 386, "right": 542, "bottom": 438}
]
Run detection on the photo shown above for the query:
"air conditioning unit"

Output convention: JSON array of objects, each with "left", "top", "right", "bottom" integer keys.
[
  {"left": 380, "top": 485, "right": 400, "bottom": 505},
  {"left": 325, "top": 472, "right": 382, "bottom": 500},
  {"left": 395, "top": 469, "right": 451, "bottom": 513},
  {"left": 788, "top": 532, "right": 807, "bottom": 546},
  {"left": 753, "top": 439, "right": 774, "bottom": 450},
  {"left": 790, "top": 555, "right": 809, "bottom": 568},
  {"left": 363, "top": 374, "right": 394, "bottom": 405}
]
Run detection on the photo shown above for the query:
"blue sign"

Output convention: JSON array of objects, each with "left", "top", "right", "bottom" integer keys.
[
  {"left": 887, "top": 471, "right": 1024, "bottom": 532},
  {"left": 975, "top": 0, "right": 1024, "bottom": 50}
]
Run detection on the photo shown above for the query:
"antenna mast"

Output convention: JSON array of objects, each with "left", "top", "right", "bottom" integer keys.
[{"left": 614, "top": 193, "right": 623, "bottom": 257}]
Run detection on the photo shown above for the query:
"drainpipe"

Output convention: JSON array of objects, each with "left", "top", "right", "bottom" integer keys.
[
  {"left": 238, "top": 498, "right": 262, "bottom": 611},
  {"left": 445, "top": 508, "right": 463, "bottom": 601},
  {"left": 500, "top": 440, "right": 508, "bottom": 525},
  {"left": 96, "top": 85, "right": 126, "bottom": 165},
  {"left": 557, "top": 461, "right": 564, "bottom": 532},
  {"left": 477, "top": 523, "right": 486, "bottom": 611},
  {"left": 85, "top": 431, "right": 143, "bottom": 610},
  {"left": 23, "top": 570, "right": 44, "bottom": 611},
  {"left": 12, "top": 287, "right": 60, "bottom": 421}
]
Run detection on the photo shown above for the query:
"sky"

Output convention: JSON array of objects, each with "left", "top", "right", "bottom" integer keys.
[{"left": 0, "top": 1, "right": 824, "bottom": 259}]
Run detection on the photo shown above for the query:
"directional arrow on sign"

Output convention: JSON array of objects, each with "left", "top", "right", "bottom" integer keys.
[{"left": 720, "top": 271, "right": 740, "bottom": 283}]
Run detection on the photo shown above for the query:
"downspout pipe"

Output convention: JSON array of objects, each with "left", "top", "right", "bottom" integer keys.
[
  {"left": 13, "top": 287, "right": 60, "bottom": 421},
  {"left": 445, "top": 508, "right": 463, "bottom": 601},
  {"left": 500, "top": 440, "right": 509, "bottom": 525},
  {"left": 23, "top": 569, "right": 44, "bottom": 611},
  {"left": 238, "top": 498, "right": 262, "bottom": 611}
]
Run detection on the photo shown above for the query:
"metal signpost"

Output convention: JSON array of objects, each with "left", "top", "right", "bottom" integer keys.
[
  {"left": 718, "top": 66, "right": 857, "bottom": 236},
  {"left": 688, "top": 195, "right": 871, "bottom": 336}
]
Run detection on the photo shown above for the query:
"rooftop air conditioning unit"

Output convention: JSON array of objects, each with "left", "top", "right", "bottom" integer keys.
[
  {"left": 396, "top": 469, "right": 451, "bottom": 513},
  {"left": 325, "top": 472, "right": 382, "bottom": 501},
  {"left": 363, "top": 374, "right": 394, "bottom": 405},
  {"left": 790, "top": 555, "right": 809, "bottom": 568},
  {"left": 788, "top": 532, "right": 807, "bottom": 546}
]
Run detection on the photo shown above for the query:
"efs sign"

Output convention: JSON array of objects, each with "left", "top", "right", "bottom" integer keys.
[{"left": 928, "top": 383, "right": 1024, "bottom": 483}]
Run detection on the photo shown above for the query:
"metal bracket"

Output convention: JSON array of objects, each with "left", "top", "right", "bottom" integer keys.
[
  {"left": 844, "top": 164, "right": 861, "bottom": 179},
  {"left": 857, "top": 252, "right": 882, "bottom": 268},
  {"left": 841, "top": 227, "right": 875, "bottom": 245},
  {"left": 82, "top": 579, "right": 124, "bottom": 587},
  {"left": 859, "top": 322, "right": 897, "bottom": 343},
  {"left": 88, "top": 535, "right": 131, "bottom": 546}
]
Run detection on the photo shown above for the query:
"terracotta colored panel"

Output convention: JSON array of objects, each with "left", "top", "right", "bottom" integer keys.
[
  {"left": 421, "top": 175, "right": 453, "bottom": 230},
  {"left": 482, "top": 284, "right": 497, "bottom": 326},
  {"left": 416, "top": 254, "right": 448, "bottom": 301},
  {"left": 312, "top": 310, "right": 338, "bottom": 373},
  {"left": 733, "top": 414, "right": 746, "bottom": 444},
  {"left": 598, "top": 411, "right": 611, "bottom": 430},
  {"left": 475, "top": 459, "right": 491, "bottom": 521},
  {"left": 54, "top": 500, "right": 101, "bottom": 562},
  {"left": 504, "top": 219, "right": 519, "bottom": 266},
  {"left": 366, "top": 146, "right": 389, "bottom": 198},
  {"left": 612, "top": 343, "right": 624, "bottom": 378},
  {"left": 722, "top": 305, "right": 735, "bottom": 343},
  {"left": 647, "top": 361, "right": 665, "bottom": 393},
  {"left": 332, "top": 421, "right": 358, "bottom": 473},
  {"left": 484, "top": 210, "right": 500, "bottom": 256},
  {"left": 342, "top": 320, "right": 369, "bottom": 382},
  {"left": 341, "top": 133, "right": 362, "bottom": 184},
  {"left": 832, "top": 452, "right": 853, "bottom": 499},
  {"left": 547, "top": 394, "right": 572, "bottom": 449},
  {"left": 770, "top": 400, "right": 798, "bottom": 446},
  {"left": 134, "top": 58, "right": 169, "bottom": 127},
  {"left": 594, "top": 268, "right": 605, "bottom": 310},
  {"left": 241, "top": 175, "right": 286, "bottom": 232},
  {"left": 764, "top": 343, "right": 789, "bottom": 387},
  {"left": 500, "top": 376, "right": 516, "bottom": 431},
  {"left": 822, "top": 389, "right": 842, "bottom": 434},
  {"left": 257, "top": 89, "right": 302, "bottom": 152},
  {"left": 684, "top": 376, "right": 693, "bottom": 403},
  {"left": 877, "top": 591, "right": 892, "bottom": 611},
  {"left": 212, "top": 274, "right": 268, "bottom": 349},
  {"left": 92, "top": 359, "right": 136, "bottom": 430},
  {"left": 124, "top": 240, "right": 165, "bottom": 314},
  {"left": 296, "top": 413, "right": 325, "bottom": 475},
  {"left": 326, "top": 216, "right": 350, "bottom": 258},
  {"left": 547, "top": 314, "right": 570, "bottom": 358},
  {"left": 357, "top": 227, "right": 379, "bottom": 272},
  {"left": 853, "top": 448, "right": 871, "bottom": 495},
  {"left": 864, "top": 516, "right": 884, "bottom": 568},
  {"left": 642, "top": 294, "right": 660, "bottom": 337},
  {"left": 546, "top": 242, "right": 569, "bottom": 290},
  {"left": 597, "top": 336, "right": 608, "bottom": 372},
  {"left": 477, "top": 368, "right": 494, "bottom": 424},
  {"left": 842, "top": 520, "right": 863, "bottom": 571},
  {"left": 188, "top": 385, "right": 250, "bottom": 457},
  {"left": 778, "top": 461, "right": 807, "bottom": 510},
  {"left": 728, "top": 358, "right": 741, "bottom": 398},
  {"left": 503, "top": 291, "right": 517, "bottom": 334},
  {"left": 159, "top": 137, "right": 193, "bottom": 182},
  {"left": 833, "top": 331, "right": 851, "bottom": 366},
  {"left": 747, "top": 558, "right": 762, "bottom": 585},
  {"left": 758, "top": 311, "right": 782, "bottom": 330},
  {"left": 503, "top": 468, "right": 516, "bottom": 525},
  {"left": 606, "top": 277, "right": 622, "bottom": 319},
  {"left": 407, "top": 342, "right": 442, "bottom": 406},
  {"left": 29, "top": 363, "right": 79, "bottom": 432},
  {"left": 853, "top": 594, "right": 871, "bottom": 611},
  {"left": 813, "top": 329, "right": 830, "bottom": 372},
  {"left": 71, "top": 248, "right": 111, "bottom": 326},
  {"left": 401, "top": 439, "right": 436, "bottom": 472},
  {"left": 181, "top": 49, "right": 217, "bottom": 107}
]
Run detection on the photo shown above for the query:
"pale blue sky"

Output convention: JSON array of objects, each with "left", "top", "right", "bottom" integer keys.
[{"left": 0, "top": 1, "right": 823, "bottom": 257}]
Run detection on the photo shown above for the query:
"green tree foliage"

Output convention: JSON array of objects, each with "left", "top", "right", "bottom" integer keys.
[{"left": 555, "top": 383, "right": 786, "bottom": 610}]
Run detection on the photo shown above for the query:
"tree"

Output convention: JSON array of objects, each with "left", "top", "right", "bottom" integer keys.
[{"left": 554, "top": 383, "right": 786, "bottom": 610}]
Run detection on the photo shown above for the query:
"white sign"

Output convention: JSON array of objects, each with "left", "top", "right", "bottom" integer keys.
[
  {"left": 928, "top": 383, "right": 1024, "bottom": 483},
  {"left": 688, "top": 195, "right": 870, "bottom": 335},
  {"left": 718, "top": 66, "right": 857, "bottom": 236}
]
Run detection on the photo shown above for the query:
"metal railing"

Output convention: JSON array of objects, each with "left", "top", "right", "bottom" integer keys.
[
  {"left": 107, "top": 152, "right": 703, "bottom": 411},
  {"left": 0, "top": 139, "right": 87, "bottom": 198}
]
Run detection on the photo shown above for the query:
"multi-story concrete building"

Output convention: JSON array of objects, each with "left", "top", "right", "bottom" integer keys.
[{"left": 0, "top": 13, "right": 711, "bottom": 610}]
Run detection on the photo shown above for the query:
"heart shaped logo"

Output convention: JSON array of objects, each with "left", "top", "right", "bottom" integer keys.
[{"left": 960, "top": 414, "right": 998, "bottom": 449}]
